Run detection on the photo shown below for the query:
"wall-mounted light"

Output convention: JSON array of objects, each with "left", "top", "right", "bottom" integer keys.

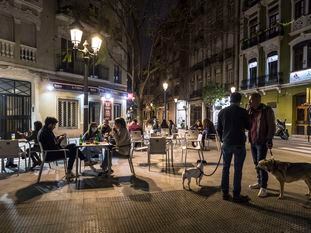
[
  {"left": 230, "top": 86, "right": 236, "bottom": 93},
  {"left": 105, "top": 93, "right": 112, "bottom": 99},
  {"left": 150, "top": 103, "right": 153, "bottom": 107},
  {"left": 174, "top": 98, "right": 178, "bottom": 103},
  {"left": 46, "top": 84, "right": 54, "bottom": 91}
]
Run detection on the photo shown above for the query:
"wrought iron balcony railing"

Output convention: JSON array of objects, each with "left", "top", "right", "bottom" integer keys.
[{"left": 240, "top": 72, "right": 283, "bottom": 90}]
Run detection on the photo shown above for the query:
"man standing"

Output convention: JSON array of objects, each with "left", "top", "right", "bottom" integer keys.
[
  {"left": 217, "top": 92, "right": 250, "bottom": 203},
  {"left": 248, "top": 93, "right": 276, "bottom": 197}
]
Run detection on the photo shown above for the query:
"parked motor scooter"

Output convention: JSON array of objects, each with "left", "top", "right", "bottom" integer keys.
[{"left": 275, "top": 119, "right": 289, "bottom": 140}]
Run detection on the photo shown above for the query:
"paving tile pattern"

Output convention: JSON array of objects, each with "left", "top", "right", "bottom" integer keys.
[{"left": 0, "top": 190, "right": 310, "bottom": 233}]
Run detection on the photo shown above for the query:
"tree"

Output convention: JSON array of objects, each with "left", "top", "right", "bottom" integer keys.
[
  {"left": 99, "top": 0, "right": 187, "bottom": 125},
  {"left": 202, "top": 84, "right": 227, "bottom": 107}
]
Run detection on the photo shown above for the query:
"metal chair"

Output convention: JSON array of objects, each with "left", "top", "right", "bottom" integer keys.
[
  {"left": 148, "top": 137, "right": 169, "bottom": 172},
  {"left": 37, "top": 141, "right": 69, "bottom": 183},
  {"left": 0, "top": 140, "right": 23, "bottom": 175},
  {"left": 181, "top": 131, "right": 204, "bottom": 165}
]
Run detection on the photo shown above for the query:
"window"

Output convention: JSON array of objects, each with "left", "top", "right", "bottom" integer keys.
[
  {"left": 249, "top": 17, "right": 258, "bottom": 38},
  {"left": 268, "top": 5, "right": 279, "bottom": 28},
  {"left": 114, "top": 65, "right": 122, "bottom": 83},
  {"left": 113, "top": 103, "right": 121, "bottom": 119},
  {"left": 0, "top": 14, "right": 14, "bottom": 41},
  {"left": 20, "top": 22, "right": 36, "bottom": 47},
  {"left": 58, "top": 99, "right": 78, "bottom": 128},
  {"left": 248, "top": 58, "right": 257, "bottom": 87},
  {"left": 227, "top": 64, "right": 234, "bottom": 84},
  {"left": 96, "top": 65, "right": 109, "bottom": 80},
  {"left": 295, "top": 0, "right": 305, "bottom": 19},
  {"left": 293, "top": 42, "right": 306, "bottom": 71},
  {"left": 267, "top": 52, "right": 278, "bottom": 80}
]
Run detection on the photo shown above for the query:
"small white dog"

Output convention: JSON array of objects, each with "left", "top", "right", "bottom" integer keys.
[{"left": 182, "top": 160, "right": 206, "bottom": 190}]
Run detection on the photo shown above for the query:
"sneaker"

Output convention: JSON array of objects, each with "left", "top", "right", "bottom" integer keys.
[
  {"left": 257, "top": 188, "right": 268, "bottom": 198},
  {"left": 233, "top": 195, "right": 250, "bottom": 203},
  {"left": 84, "top": 160, "right": 97, "bottom": 167},
  {"left": 249, "top": 183, "right": 260, "bottom": 189}
]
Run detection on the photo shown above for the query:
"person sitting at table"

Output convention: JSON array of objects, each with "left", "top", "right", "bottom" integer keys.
[
  {"left": 190, "top": 120, "right": 203, "bottom": 131},
  {"left": 38, "top": 117, "right": 95, "bottom": 179},
  {"left": 81, "top": 122, "right": 102, "bottom": 168},
  {"left": 202, "top": 118, "right": 216, "bottom": 148},
  {"left": 99, "top": 119, "right": 112, "bottom": 136},
  {"left": 17, "top": 121, "right": 43, "bottom": 170},
  {"left": 168, "top": 120, "right": 177, "bottom": 135},
  {"left": 101, "top": 117, "right": 131, "bottom": 174},
  {"left": 128, "top": 119, "right": 143, "bottom": 133}
]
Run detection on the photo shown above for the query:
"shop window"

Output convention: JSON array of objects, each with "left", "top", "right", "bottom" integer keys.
[
  {"left": 267, "top": 52, "right": 278, "bottom": 79},
  {"left": 294, "top": 0, "right": 305, "bottom": 19},
  {"left": 58, "top": 99, "right": 78, "bottom": 128},
  {"left": 113, "top": 103, "right": 121, "bottom": 119}
]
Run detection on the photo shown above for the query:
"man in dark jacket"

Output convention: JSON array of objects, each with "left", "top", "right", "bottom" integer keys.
[
  {"left": 217, "top": 92, "right": 250, "bottom": 203},
  {"left": 38, "top": 117, "right": 86, "bottom": 179},
  {"left": 248, "top": 93, "right": 276, "bottom": 197}
]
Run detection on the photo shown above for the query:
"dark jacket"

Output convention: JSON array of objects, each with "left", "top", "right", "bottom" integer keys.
[
  {"left": 26, "top": 130, "right": 40, "bottom": 152},
  {"left": 217, "top": 104, "right": 250, "bottom": 146},
  {"left": 248, "top": 103, "right": 276, "bottom": 144},
  {"left": 38, "top": 126, "right": 60, "bottom": 151}
]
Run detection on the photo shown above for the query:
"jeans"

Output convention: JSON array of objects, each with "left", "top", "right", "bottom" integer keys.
[
  {"left": 221, "top": 144, "right": 246, "bottom": 197},
  {"left": 250, "top": 144, "right": 268, "bottom": 188}
]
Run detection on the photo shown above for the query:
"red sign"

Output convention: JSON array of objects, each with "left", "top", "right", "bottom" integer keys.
[{"left": 104, "top": 101, "right": 112, "bottom": 120}]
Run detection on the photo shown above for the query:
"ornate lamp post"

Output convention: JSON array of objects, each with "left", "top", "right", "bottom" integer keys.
[
  {"left": 163, "top": 82, "right": 168, "bottom": 120},
  {"left": 70, "top": 22, "right": 102, "bottom": 133}
]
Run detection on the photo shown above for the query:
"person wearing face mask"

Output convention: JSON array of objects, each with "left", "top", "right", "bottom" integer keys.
[
  {"left": 101, "top": 118, "right": 131, "bottom": 174},
  {"left": 81, "top": 122, "right": 102, "bottom": 167}
]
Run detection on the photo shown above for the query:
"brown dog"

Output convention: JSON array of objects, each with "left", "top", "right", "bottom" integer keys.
[{"left": 258, "top": 159, "right": 311, "bottom": 199}]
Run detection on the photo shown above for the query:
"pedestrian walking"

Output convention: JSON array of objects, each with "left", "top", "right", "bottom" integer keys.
[
  {"left": 248, "top": 93, "right": 276, "bottom": 197},
  {"left": 217, "top": 92, "right": 250, "bottom": 203}
]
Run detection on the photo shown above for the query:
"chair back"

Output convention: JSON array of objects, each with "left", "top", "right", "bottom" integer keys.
[
  {"left": 0, "top": 140, "right": 20, "bottom": 158},
  {"left": 130, "top": 131, "right": 142, "bottom": 141},
  {"left": 149, "top": 137, "right": 167, "bottom": 154}
]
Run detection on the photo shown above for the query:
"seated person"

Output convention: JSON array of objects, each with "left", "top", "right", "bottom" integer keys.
[
  {"left": 81, "top": 122, "right": 102, "bottom": 166},
  {"left": 190, "top": 120, "right": 203, "bottom": 131},
  {"left": 101, "top": 118, "right": 131, "bottom": 174},
  {"left": 99, "top": 119, "right": 112, "bottom": 136},
  {"left": 128, "top": 119, "right": 143, "bottom": 133},
  {"left": 38, "top": 117, "right": 94, "bottom": 179},
  {"left": 17, "top": 121, "right": 43, "bottom": 170},
  {"left": 168, "top": 120, "right": 178, "bottom": 135},
  {"left": 202, "top": 119, "right": 216, "bottom": 148}
]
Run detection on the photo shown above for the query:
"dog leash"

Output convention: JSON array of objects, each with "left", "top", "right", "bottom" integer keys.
[{"left": 202, "top": 141, "right": 223, "bottom": 177}]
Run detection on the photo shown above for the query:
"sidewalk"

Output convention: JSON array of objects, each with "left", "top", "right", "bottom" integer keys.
[{"left": 0, "top": 142, "right": 310, "bottom": 233}]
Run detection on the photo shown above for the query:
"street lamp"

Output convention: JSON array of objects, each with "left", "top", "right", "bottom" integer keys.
[
  {"left": 70, "top": 21, "right": 102, "bottom": 133},
  {"left": 230, "top": 86, "right": 236, "bottom": 93},
  {"left": 163, "top": 82, "right": 168, "bottom": 120}
]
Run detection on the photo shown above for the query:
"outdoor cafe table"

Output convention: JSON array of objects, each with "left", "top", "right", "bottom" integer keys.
[{"left": 75, "top": 142, "right": 111, "bottom": 184}]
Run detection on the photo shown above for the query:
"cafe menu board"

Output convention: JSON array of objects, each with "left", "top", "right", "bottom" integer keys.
[{"left": 104, "top": 101, "right": 112, "bottom": 120}]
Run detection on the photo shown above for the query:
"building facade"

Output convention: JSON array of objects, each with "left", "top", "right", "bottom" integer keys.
[
  {"left": 239, "top": 0, "right": 311, "bottom": 135},
  {"left": 187, "top": 0, "right": 240, "bottom": 126},
  {"left": 0, "top": 0, "right": 127, "bottom": 139}
]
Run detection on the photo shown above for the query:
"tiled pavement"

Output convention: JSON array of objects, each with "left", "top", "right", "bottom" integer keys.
[{"left": 0, "top": 142, "right": 311, "bottom": 233}]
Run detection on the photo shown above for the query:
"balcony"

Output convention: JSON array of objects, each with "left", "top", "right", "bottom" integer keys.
[
  {"left": 240, "top": 72, "right": 283, "bottom": 90},
  {"left": 242, "top": 25, "right": 283, "bottom": 50},
  {"left": 20, "top": 44, "right": 37, "bottom": 62},
  {"left": 243, "top": 0, "right": 260, "bottom": 11},
  {"left": 0, "top": 39, "right": 15, "bottom": 59},
  {"left": 291, "top": 14, "right": 311, "bottom": 34},
  {"left": 190, "top": 89, "right": 202, "bottom": 99}
]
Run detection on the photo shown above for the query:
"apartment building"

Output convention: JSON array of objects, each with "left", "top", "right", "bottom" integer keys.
[
  {"left": 239, "top": 0, "right": 311, "bottom": 135},
  {"left": 188, "top": 0, "right": 240, "bottom": 126},
  {"left": 0, "top": 0, "right": 127, "bottom": 139}
]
